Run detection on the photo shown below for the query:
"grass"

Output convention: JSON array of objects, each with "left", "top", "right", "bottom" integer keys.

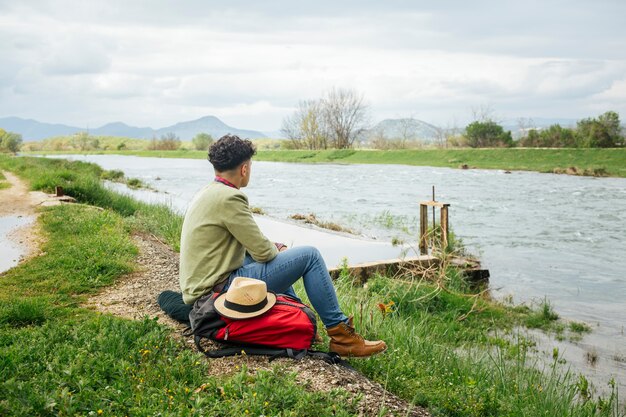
[
  {"left": 0, "top": 203, "right": 361, "bottom": 416},
  {"left": 0, "top": 155, "right": 183, "bottom": 250},
  {"left": 0, "top": 170, "right": 8, "bottom": 189},
  {"left": 1, "top": 154, "right": 624, "bottom": 416},
  {"left": 525, "top": 298, "right": 560, "bottom": 330},
  {"left": 325, "top": 273, "right": 623, "bottom": 416},
  {"left": 26, "top": 147, "right": 626, "bottom": 177}
]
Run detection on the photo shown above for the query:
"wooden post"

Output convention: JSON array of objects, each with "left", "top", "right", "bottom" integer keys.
[
  {"left": 55, "top": 186, "right": 64, "bottom": 197},
  {"left": 440, "top": 204, "right": 449, "bottom": 249},
  {"left": 419, "top": 203, "right": 429, "bottom": 254},
  {"left": 420, "top": 200, "right": 451, "bottom": 253}
]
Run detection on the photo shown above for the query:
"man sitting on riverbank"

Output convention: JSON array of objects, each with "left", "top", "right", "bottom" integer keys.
[{"left": 178, "top": 134, "right": 386, "bottom": 357}]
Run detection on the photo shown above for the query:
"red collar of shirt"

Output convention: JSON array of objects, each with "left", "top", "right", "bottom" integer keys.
[{"left": 214, "top": 176, "right": 238, "bottom": 189}]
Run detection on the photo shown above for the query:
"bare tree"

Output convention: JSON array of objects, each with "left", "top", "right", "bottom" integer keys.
[
  {"left": 516, "top": 117, "right": 535, "bottom": 140},
  {"left": 433, "top": 126, "right": 446, "bottom": 148},
  {"left": 299, "top": 100, "right": 328, "bottom": 150},
  {"left": 280, "top": 100, "right": 328, "bottom": 149},
  {"left": 280, "top": 112, "right": 302, "bottom": 149},
  {"left": 369, "top": 127, "right": 390, "bottom": 150},
  {"left": 470, "top": 104, "right": 501, "bottom": 123},
  {"left": 397, "top": 117, "right": 418, "bottom": 148},
  {"left": 322, "top": 88, "right": 369, "bottom": 149}
]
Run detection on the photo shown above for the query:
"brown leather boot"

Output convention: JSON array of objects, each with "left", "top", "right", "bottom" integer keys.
[{"left": 326, "top": 317, "right": 387, "bottom": 358}]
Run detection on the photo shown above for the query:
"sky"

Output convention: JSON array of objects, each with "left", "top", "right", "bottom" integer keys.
[{"left": 1, "top": 0, "right": 625, "bottom": 132}]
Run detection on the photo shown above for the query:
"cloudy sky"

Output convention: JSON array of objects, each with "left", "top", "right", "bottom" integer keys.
[{"left": 1, "top": 0, "right": 625, "bottom": 131}]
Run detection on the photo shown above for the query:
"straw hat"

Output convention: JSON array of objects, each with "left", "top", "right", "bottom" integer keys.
[{"left": 213, "top": 277, "right": 276, "bottom": 319}]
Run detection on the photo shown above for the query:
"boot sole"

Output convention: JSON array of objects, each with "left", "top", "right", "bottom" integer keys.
[{"left": 332, "top": 344, "right": 388, "bottom": 359}]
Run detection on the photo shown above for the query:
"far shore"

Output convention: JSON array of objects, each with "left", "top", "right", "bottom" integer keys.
[{"left": 22, "top": 147, "right": 626, "bottom": 178}]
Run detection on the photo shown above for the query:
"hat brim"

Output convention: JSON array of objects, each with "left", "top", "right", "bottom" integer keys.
[{"left": 213, "top": 291, "right": 277, "bottom": 320}]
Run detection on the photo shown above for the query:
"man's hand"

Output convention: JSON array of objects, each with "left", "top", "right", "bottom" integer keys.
[{"left": 275, "top": 242, "right": 288, "bottom": 252}]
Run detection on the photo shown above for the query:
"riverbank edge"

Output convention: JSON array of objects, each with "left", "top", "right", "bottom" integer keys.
[
  {"left": 22, "top": 147, "right": 626, "bottom": 178},
  {"left": 1, "top": 154, "right": 623, "bottom": 416}
]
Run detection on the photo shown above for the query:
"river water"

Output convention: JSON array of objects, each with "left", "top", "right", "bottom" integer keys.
[{"left": 40, "top": 154, "right": 626, "bottom": 392}]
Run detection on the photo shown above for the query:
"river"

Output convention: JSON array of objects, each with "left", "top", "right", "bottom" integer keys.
[{"left": 39, "top": 154, "right": 626, "bottom": 392}]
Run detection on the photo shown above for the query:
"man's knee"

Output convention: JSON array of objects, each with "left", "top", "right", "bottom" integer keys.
[
  {"left": 290, "top": 245, "right": 322, "bottom": 260},
  {"left": 300, "top": 245, "right": 321, "bottom": 257}
]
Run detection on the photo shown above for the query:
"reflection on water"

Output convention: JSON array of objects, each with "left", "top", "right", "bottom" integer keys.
[{"left": 40, "top": 154, "right": 626, "bottom": 390}]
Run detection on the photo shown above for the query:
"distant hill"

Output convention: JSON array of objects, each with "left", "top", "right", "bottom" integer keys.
[
  {"left": 0, "top": 115, "right": 266, "bottom": 141},
  {"left": 0, "top": 117, "right": 83, "bottom": 140},
  {"left": 363, "top": 118, "right": 441, "bottom": 142}
]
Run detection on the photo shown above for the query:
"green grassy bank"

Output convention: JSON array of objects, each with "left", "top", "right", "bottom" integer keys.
[
  {"left": 1, "top": 155, "right": 624, "bottom": 416},
  {"left": 26, "top": 147, "right": 626, "bottom": 177}
]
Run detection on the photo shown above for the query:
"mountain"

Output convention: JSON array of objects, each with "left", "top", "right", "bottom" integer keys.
[
  {"left": 0, "top": 117, "right": 83, "bottom": 140},
  {"left": 0, "top": 115, "right": 266, "bottom": 141},
  {"left": 363, "top": 118, "right": 441, "bottom": 142},
  {"left": 90, "top": 122, "right": 154, "bottom": 139},
  {"left": 153, "top": 116, "right": 265, "bottom": 141}
]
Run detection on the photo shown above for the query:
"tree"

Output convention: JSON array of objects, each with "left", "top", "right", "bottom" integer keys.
[
  {"left": 159, "top": 132, "right": 181, "bottom": 150},
  {"left": 281, "top": 100, "right": 329, "bottom": 150},
  {"left": 397, "top": 118, "right": 418, "bottom": 148},
  {"left": 148, "top": 133, "right": 181, "bottom": 150},
  {"left": 369, "top": 128, "right": 391, "bottom": 149},
  {"left": 516, "top": 117, "right": 535, "bottom": 142},
  {"left": 322, "top": 88, "right": 369, "bottom": 149},
  {"left": 518, "top": 125, "right": 576, "bottom": 148},
  {"left": 192, "top": 133, "right": 214, "bottom": 151},
  {"left": 281, "top": 88, "right": 369, "bottom": 149},
  {"left": 71, "top": 132, "right": 100, "bottom": 151},
  {"left": 576, "top": 111, "right": 622, "bottom": 148},
  {"left": 0, "top": 129, "right": 23, "bottom": 153},
  {"left": 465, "top": 120, "right": 513, "bottom": 148}
]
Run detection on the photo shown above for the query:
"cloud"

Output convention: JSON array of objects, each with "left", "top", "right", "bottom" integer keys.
[
  {"left": 42, "top": 41, "right": 112, "bottom": 76},
  {"left": 0, "top": 1, "right": 625, "bottom": 130},
  {"left": 522, "top": 60, "right": 623, "bottom": 100}
]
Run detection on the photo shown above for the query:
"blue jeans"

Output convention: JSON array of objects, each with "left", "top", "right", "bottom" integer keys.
[{"left": 223, "top": 246, "right": 348, "bottom": 328}]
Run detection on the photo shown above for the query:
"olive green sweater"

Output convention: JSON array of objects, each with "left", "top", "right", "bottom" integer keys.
[{"left": 179, "top": 182, "right": 278, "bottom": 304}]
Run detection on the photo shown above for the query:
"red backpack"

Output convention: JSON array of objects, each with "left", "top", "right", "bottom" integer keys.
[{"left": 189, "top": 292, "right": 340, "bottom": 363}]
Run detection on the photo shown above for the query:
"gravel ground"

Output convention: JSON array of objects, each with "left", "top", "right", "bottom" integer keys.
[{"left": 87, "top": 233, "right": 430, "bottom": 417}]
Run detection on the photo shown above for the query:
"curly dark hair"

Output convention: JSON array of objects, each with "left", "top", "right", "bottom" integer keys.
[{"left": 208, "top": 134, "right": 257, "bottom": 171}]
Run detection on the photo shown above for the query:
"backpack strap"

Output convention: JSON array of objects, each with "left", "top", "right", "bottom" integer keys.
[{"left": 194, "top": 340, "right": 344, "bottom": 366}]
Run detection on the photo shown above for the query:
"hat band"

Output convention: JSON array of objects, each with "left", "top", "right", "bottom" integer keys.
[{"left": 224, "top": 297, "right": 268, "bottom": 313}]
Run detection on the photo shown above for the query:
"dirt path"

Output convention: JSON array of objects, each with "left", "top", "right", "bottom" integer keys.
[
  {"left": 1, "top": 170, "right": 429, "bottom": 416},
  {"left": 0, "top": 171, "right": 48, "bottom": 217},
  {"left": 0, "top": 171, "right": 58, "bottom": 266}
]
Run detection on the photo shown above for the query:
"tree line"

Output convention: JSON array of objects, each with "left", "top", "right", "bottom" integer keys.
[
  {"left": 280, "top": 89, "right": 624, "bottom": 149},
  {"left": 16, "top": 132, "right": 216, "bottom": 152},
  {"left": 517, "top": 111, "right": 622, "bottom": 148},
  {"left": 464, "top": 110, "right": 623, "bottom": 148}
]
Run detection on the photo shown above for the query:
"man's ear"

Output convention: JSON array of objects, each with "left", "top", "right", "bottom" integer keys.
[{"left": 240, "top": 162, "right": 248, "bottom": 177}]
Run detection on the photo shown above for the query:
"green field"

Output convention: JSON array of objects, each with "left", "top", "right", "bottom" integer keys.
[
  {"left": 27, "top": 147, "right": 626, "bottom": 177},
  {"left": 1, "top": 154, "right": 623, "bottom": 416}
]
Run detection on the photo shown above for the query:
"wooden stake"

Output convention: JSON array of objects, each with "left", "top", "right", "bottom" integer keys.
[
  {"left": 441, "top": 205, "right": 449, "bottom": 249},
  {"left": 419, "top": 203, "right": 429, "bottom": 254}
]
